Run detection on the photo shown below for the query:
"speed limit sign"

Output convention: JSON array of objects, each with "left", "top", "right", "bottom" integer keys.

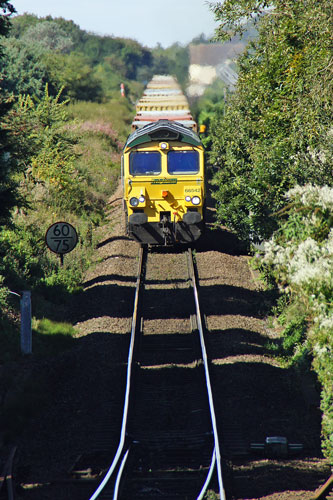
[{"left": 45, "top": 222, "right": 78, "bottom": 255}]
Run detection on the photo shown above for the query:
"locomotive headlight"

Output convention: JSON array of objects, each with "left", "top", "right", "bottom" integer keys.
[
  {"left": 129, "top": 197, "right": 139, "bottom": 207},
  {"left": 185, "top": 195, "right": 191, "bottom": 202},
  {"left": 191, "top": 196, "right": 201, "bottom": 205},
  {"left": 139, "top": 195, "right": 145, "bottom": 203}
]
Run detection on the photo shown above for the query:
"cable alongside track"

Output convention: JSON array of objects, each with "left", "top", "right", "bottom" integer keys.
[{"left": 88, "top": 246, "right": 226, "bottom": 499}]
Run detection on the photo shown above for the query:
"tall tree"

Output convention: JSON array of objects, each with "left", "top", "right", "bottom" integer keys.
[
  {"left": 210, "top": 0, "right": 333, "bottom": 241},
  {"left": 0, "top": 1, "right": 21, "bottom": 224},
  {"left": 22, "top": 20, "right": 73, "bottom": 53}
]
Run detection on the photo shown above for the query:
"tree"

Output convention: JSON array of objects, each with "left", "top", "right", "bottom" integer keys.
[
  {"left": 190, "top": 33, "right": 210, "bottom": 44},
  {"left": 210, "top": 0, "right": 333, "bottom": 241},
  {"left": 0, "top": 0, "right": 15, "bottom": 37},
  {"left": 0, "top": 0, "right": 21, "bottom": 225},
  {"left": 22, "top": 20, "right": 73, "bottom": 53},
  {"left": 1, "top": 37, "right": 47, "bottom": 97},
  {"left": 10, "top": 12, "right": 39, "bottom": 38},
  {"left": 151, "top": 43, "right": 189, "bottom": 88},
  {"left": 5, "top": 85, "right": 84, "bottom": 212},
  {"left": 43, "top": 51, "right": 103, "bottom": 102}
]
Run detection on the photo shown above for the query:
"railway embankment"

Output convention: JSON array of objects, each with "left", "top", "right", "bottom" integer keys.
[{"left": 1, "top": 184, "right": 330, "bottom": 499}]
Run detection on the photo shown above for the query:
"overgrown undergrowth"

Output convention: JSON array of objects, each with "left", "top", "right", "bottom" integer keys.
[
  {"left": 258, "top": 184, "right": 333, "bottom": 461},
  {"left": 0, "top": 88, "right": 133, "bottom": 362}
]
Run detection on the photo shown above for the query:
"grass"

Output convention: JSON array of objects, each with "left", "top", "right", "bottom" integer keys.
[
  {"left": 0, "top": 317, "right": 77, "bottom": 441},
  {"left": 32, "top": 318, "right": 76, "bottom": 356},
  {"left": 68, "top": 96, "right": 135, "bottom": 142},
  {"left": 0, "top": 317, "right": 76, "bottom": 363}
]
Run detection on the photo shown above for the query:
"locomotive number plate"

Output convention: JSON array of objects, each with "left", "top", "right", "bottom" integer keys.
[{"left": 151, "top": 178, "right": 177, "bottom": 185}]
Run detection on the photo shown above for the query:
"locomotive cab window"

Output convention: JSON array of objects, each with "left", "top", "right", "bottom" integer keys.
[
  {"left": 130, "top": 151, "right": 161, "bottom": 175},
  {"left": 167, "top": 150, "right": 199, "bottom": 174}
]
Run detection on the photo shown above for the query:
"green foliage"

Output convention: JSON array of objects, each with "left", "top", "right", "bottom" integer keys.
[
  {"left": 0, "top": 274, "right": 9, "bottom": 316},
  {"left": 32, "top": 318, "right": 76, "bottom": 354},
  {"left": 22, "top": 20, "right": 73, "bottom": 53},
  {"left": 0, "top": 36, "right": 47, "bottom": 97},
  {"left": 193, "top": 79, "right": 226, "bottom": 149},
  {"left": 281, "top": 317, "right": 307, "bottom": 358},
  {"left": 0, "top": 2, "right": 22, "bottom": 224},
  {"left": 0, "top": 209, "right": 97, "bottom": 303},
  {"left": 204, "top": 491, "right": 219, "bottom": 499},
  {"left": 210, "top": 0, "right": 333, "bottom": 461},
  {"left": 5, "top": 86, "right": 90, "bottom": 213},
  {"left": 0, "top": 89, "right": 129, "bottom": 322},
  {"left": 0, "top": 1, "right": 15, "bottom": 38},
  {"left": 0, "top": 36, "right": 101, "bottom": 101},
  {"left": 151, "top": 43, "right": 189, "bottom": 87},
  {"left": 8, "top": 14, "right": 152, "bottom": 99},
  {"left": 210, "top": 0, "right": 270, "bottom": 42},
  {"left": 210, "top": 0, "right": 333, "bottom": 241},
  {"left": 68, "top": 98, "right": 134, "bottom": 142},
  {"left": 10, "top": 12, "right": 39, "bottom": 38},
  {"left": 190, "top": 33, "right": 211, "bottom": 45},
  {"left": 0, "top": 223, "right": 46, "bottom": 290},
  {"left": 262, "top": 185, "right": 333, "bottom": 460}
]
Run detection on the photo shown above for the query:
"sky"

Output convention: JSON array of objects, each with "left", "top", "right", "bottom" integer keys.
[{"left": 11, "top": 0, "right": 220, "bottom": 48}]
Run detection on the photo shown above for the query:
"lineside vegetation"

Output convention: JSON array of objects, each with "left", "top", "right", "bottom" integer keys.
[
  {"left": 209, "top": 0, "right": 332, "bottom": 460},
  {"left": 0, "top": 5, "right": 195, "bottom": 356}
]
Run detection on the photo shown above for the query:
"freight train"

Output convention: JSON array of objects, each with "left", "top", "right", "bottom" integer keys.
[{"left": 122, "top": 75, "right": 205, "bottom": 245}]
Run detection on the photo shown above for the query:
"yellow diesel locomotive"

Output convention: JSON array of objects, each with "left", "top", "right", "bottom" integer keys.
[{"left": 122, "top": 76, "right": 205, "bottom": 245}]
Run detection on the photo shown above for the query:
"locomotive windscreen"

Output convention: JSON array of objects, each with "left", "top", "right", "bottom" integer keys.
[
  {"left": 167, "top": 151, "right": 199, "bottom": 174},
  {"left": 130, "top": 152, "right": 161, "bottom": 175}
]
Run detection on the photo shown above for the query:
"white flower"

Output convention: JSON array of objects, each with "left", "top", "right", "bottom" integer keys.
[{"left": 286, "top": 184, "right": 333, "bottom": 211}]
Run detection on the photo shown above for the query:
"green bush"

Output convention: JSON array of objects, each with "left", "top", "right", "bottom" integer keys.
[
  {"left": 262, "top": 184, "right": 333, "bottom": 460},
  {"left": 210, "top": 0, "right": 333, "bottom": 242}
]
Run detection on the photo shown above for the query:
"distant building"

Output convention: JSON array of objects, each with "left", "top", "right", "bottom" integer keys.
[{"left": 187, "top": 42, "right": 245, "bottom": 97}]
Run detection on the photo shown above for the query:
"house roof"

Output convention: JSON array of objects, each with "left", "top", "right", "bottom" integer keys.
[{"left": 189, "top": 42, "right": 245, "bottom": 66}]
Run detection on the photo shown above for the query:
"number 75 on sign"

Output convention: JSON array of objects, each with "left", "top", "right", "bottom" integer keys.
[{"left": 45, "top": 222, "right": 78, "bottom": 255}]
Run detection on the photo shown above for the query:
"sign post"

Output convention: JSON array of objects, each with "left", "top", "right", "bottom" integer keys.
[{"left": 45, "top": 222, "right": 78, "bottom": 265}]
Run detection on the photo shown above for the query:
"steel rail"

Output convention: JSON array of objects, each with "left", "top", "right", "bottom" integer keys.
[
  {"left": 0, "top": 446, "right": 17, "bottom": 500},
  {"left": 112, "top": 448, "right": 130, "bottom": 500},
  {"left": 187, "top": 249, "right": 226, "bottom": 500},
  {"left": 88, "top": 246, "right": 146, "bottom": 500},
  {"left": 311, "top": 473, "right": 333, "bottom": 500},
  {"left": 197, "top": 448, "right": 216, "bottom": 500},
  {"left": 112, "top": 248, "right": 218, "bottom": 500}
]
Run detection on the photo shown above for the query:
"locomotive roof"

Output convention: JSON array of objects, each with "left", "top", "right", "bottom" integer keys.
[{"left": 124, "top": 120, "right": 202, "bottom": 149}]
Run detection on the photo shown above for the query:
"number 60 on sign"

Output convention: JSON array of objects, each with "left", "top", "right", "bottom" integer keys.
[{"left": 45, "top": 222, "right": 78, "bottom": 255}]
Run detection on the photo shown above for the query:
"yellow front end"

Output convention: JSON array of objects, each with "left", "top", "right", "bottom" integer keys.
[
  {"left": 122, "top": 141, "right": 205, "bottom": 244},
  {"left": 124, "top": 142, "right": 204, "bottom": 219}
]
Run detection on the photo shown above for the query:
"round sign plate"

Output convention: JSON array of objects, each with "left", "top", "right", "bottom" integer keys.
[{"left": 45, "top": 222, "right": 78, "bottom": 255}]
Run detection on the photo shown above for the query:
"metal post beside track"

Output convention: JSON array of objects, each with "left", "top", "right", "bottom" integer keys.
[
  {"left": 20, "top": 291, "right": 32, "bottom": 355},
  {"left": 9, "top": 290, "right": 32, "bottom": 355}
]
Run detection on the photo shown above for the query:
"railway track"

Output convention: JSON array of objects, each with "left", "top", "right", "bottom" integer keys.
[
  {"left": 3, "top": 244, "right": 330, "bottom": 499},
  {"left": 87, "top": 246, "right": 226, "bottom": 499},
  {"left": 0, "top": 447, "right": 16, "bottom": 500},
  {"left": 311, "top": 473, "right": 333, "bottom": 500}
]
